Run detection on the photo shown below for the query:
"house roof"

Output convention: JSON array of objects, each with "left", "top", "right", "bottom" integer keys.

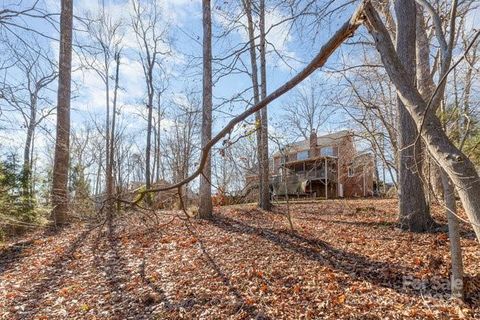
[{"left": 273, "top": 130, "right": 352, "bottom": 157}]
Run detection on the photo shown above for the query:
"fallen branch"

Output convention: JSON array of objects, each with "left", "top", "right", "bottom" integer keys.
[{"left": 130, "top": 2, "right": 367, "bottom": 204}]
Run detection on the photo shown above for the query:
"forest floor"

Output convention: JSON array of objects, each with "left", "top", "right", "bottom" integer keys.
[{"left": 1, "top": 199, "right": 480, "bottom": 319}]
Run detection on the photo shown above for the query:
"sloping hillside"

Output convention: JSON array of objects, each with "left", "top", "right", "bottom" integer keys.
[{"left": 1, "top": 199, "right": 479, "bottom": 319}]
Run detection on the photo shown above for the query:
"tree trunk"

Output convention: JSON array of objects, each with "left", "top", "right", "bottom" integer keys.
[
  {"left": 415, "top": 8, "right": 444, "bottom": 202},
  {"left": 104, "top": 56, "right": 112, "bottom": 216},
  {"left": 258, "top": 0, "right": 271, "bottom": 211},
  {"left": 440, "top": 170, "right": 464, "bottom": 300},
  {"left": 364, "top": 2, "right": 480, "bottom": 242},
  {"left": 462, "top": 43, "right": 477, "bottom": 135},
  {"left": 156, "top": 92, "right": 162, "bottom": 182},
  {"left": 198, "top": 0, "right": 213, "bottom": 218},
  {"left": 51, "top": 0, "right": 73, "bottom": 226},
  {"left": 145, "top": 56, "right": 155, "bottom": 202},
  {"left": 106, "top": 52, "right": 120, "bottom": 216},
  {"left": 145, "top": 88, "right": 154, "bottom": 205},
  {"left": 416, "top": 5, "right": 465, "bottom": 296},
  {"left": 23, "top": 104, "right": 35, "bottom": 197},
  {"left": 394, "top": 0, "right": 434, "bottom": 232},
  {"left": 242, "top": 0, "right": 264, "bottom": 209},
  {"left": 29, "top": 129, "right": 36, "bottom": 197}
]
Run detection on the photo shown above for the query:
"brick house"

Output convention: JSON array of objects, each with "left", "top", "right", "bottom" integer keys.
[{"left": 269, "top": 130, "right": 376, "bottom": 198}]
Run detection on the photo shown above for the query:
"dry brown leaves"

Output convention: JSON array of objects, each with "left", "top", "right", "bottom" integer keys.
[{"left": 0, "top": 199, "right": 479, "bottom": 319}]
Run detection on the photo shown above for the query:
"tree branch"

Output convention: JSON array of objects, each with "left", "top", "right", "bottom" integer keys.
[{"left": 131, "top": 2, "right": 367, "bottom": 201}]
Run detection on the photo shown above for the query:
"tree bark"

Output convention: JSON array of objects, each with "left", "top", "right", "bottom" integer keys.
[
  {"left": 51, "top": 0, "right": 73, "bottom": 226},
  {"left": 145, "top": 80, "right": 153, "bottom": 204},
  {"left": 106, "top": 52, "right": 120, "bottom": 216},
  {"left": 416, "top": 5, "right": 464, "bottom": 298},
  {"left": 242, "top": 0, "right": 264, "bottom": 209},
  {"left": 258, "top": 0, "right": 271, "bottom": 211},
  {"left": 415, "top": 8, "right": 444, "bottom": 202},
  {"left": 198, "top": 0, "right": 213, "bottom": 218},
  {"left": 145, "top": 61, "right": 155, "bottom": 201},
  {"left": 440, "top": 170, "right": 464, "bottom": 299},
  {"left": 364, "top": 2, "right": 480, "bottom": 242},
  {"left": 394, "top": 0, "right": 434, "bottom": 232},
  {"left": 23, "top": 97, "right": 36, "bottom": 197},
  {"left": 156, "top": 92, "right": 162, "bottom": 182},
  {"left": 104, "top": 59, "right": 111, "bottom": 206}
]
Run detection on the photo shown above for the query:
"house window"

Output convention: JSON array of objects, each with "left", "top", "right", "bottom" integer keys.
[
  {"left": 297, "top": 150, "right": 309, "bottom": 160},
  {"left": 321, "top": 146, "right": 334, "bottom": 156},
  {"left": 348, "top": 166, "right": 354, "bottom": 177}
]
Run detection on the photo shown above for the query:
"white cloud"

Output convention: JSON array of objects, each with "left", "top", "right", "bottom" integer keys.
[{"left": 47, "top": 0, "right": 188, "bottom": 118}]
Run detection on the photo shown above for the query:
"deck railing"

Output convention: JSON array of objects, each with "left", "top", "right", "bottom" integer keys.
[{"left": 271, "top": 169, "right": 337, "bottom": 185}]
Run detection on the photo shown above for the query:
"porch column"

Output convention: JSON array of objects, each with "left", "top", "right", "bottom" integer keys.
[{"left": 325, "top": 157, "right": 328, "bottom": 199}]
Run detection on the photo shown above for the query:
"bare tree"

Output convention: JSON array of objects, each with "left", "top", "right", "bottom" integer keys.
[
  {"left": 153, "top": 83, "right": 168, "bottom": 183},
  {"left": 135, "top": 4, "right": 367, "bottom": 201},
  {"left": 213, "top": 132, "right": 260, "bottom": 199},
  {"left": 51, "top": 0, "right": 73, "bottom": 226},
  {"left": 242, "top": 0, "right": 270, "bottom": 210},
  {"left": 131, "top": 0, "right": 170, "bottom": 201},
  {"left": 258, "top": 0, "right": 270, "bottom": 211},
  {"left": 108, "top": 50, "right": 121, "bottom": 215},
  {"left": 330, "top": 46, "right": 399, "bottom": 191},
  {"left": 162, "top": 93, "right": 201, "bottom": 206},
  {"left": 82, "top": 8, "right": 124, "bottom": 215},
  {"left": 363, "top": 1, "right": 480, "bottom": 242},
  {"left": 0, "top": 40, "right": 57, "bottom": 197},
  {"left": 281, "top": 76, "right": 335, "bottom": 141},
  {"left": 70, "top": 124, "right": 97, "bottom": 215},
  {"left": 121, "top": 2, "right": 480, "bottom": 254},
  {"left": 413, "top": 2, "right": 465, "bottom": 299},
  {"left": 393, "top": 0, "right": 433, "bottom": 232},
  {"left": 199, "top": 0, "right": 213, "bottom": 218}
]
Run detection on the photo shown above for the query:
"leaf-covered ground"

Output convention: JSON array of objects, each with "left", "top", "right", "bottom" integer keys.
[{"left": 1, "top": 199, "right": 479, "bottom": 319}]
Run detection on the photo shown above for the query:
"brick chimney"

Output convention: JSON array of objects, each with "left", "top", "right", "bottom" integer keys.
[{"left": 310, "top": 129, "right": 317, "bottom": 156}]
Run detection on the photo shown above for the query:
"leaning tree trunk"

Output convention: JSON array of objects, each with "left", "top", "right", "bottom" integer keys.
[
  {"left": 51, "top": 0, "right": 73, "bottom": 226},
  {"left": 198, "top": 0, "right": 213, "bottom": 218},
  {"left": 394, "top": 0, "right": 434, "bottom": 232},
  {"left": 364, "top": 2, "right": 480, "bottom": 242}
]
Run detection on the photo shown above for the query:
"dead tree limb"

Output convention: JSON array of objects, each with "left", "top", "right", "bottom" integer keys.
[{"left": 131, "top": 2, "right": 367, "bottom": 203}]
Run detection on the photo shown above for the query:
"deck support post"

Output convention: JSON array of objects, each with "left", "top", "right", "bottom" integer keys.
[{"left": 325, "top": 157, "right": 328, "bottom": 200}]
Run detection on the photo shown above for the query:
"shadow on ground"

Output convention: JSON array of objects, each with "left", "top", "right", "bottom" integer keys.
[
  {"left": 208, "top": 214, "right": 453, "bottom": 299},
  {"left": 0, "top": 240, "right": 34, "bottom": 276}
]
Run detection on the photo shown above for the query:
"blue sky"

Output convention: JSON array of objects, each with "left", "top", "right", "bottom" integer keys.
[
  {"left": 2, "top": 0, "right": 479, "bottom": 182},
  {"left": 0, "top": 0, "right": 362, "bottom": 158}
]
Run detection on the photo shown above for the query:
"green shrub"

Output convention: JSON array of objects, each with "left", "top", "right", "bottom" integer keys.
[{"left": 0, "top": 157, "right": 41, "bottom": 237}]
